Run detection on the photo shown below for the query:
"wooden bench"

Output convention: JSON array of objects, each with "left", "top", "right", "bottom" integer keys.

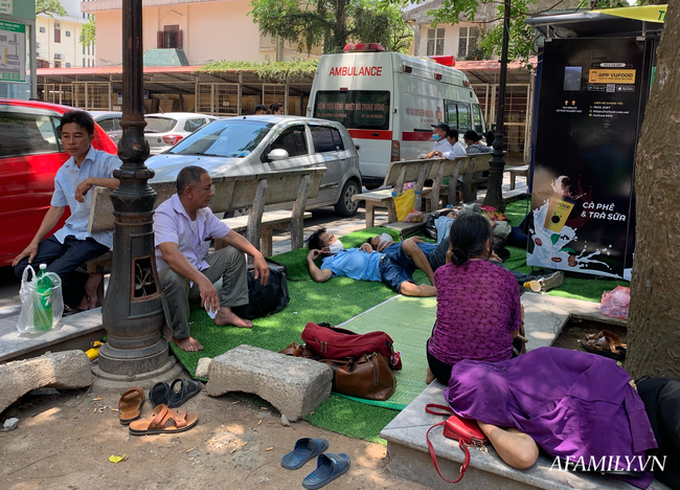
[
  {"left": 351, "top": 159, "right": 435, "bottom": 229},
  {"left": 459, "top": 153, "right": 492, "bottom": 202},
  {"left": 508, "top": 164, "right": 530, "bottom": 190},
  {"left": 86, "top": 168, "right": 326, "bottom": 298}
]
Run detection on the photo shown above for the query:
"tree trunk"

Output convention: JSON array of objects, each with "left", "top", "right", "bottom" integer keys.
[
  {"left": 627, "top": 2, "right": 680, "bottom": 379},
  {"left": 330, "top": 0, "right": 348, "bottom": 52}
]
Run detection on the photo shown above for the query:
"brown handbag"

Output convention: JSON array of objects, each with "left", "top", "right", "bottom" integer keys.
[
  {"left": 279, "top": 342, "right": 318, "bottom": 359},
  {"left": 319, "top": 353, "right": 396, "bottom": 401}
]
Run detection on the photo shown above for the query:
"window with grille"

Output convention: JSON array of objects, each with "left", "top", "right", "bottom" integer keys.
[
  {"left": 458, "top": 26, "right": 478, "bottom": 59},
  {"left": 158, "top": 25, "right": 183, "bottom": 49},
  {"left": 426, "top": 28, "right": 445, "bottom": 56}
]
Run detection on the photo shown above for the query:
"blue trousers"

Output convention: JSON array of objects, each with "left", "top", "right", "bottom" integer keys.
[{"left": 14, "top": 235, "right": 109, "bottom": 308}]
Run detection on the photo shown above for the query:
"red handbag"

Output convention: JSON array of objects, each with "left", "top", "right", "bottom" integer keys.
[
  {"left": 425, "top": 404, "right": 487, "bottom": 483},
  {"left": 301, "top": 322, "right": 402, "bottom": 370}
]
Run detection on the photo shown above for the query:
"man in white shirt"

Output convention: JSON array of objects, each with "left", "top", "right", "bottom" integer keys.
[
  {"left": 442, "top": 128, "right": 467, "bottom": 159},
  {"left": 13, "top": 110, "right": 121, "bottom": 310},
  {"left": 424, "top": 122, "right": 454, "bottom": 159}
]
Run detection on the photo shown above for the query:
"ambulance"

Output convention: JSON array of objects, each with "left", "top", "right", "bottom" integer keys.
[{"left": 307, "top": 43, "right": 487, "bottom": 187}]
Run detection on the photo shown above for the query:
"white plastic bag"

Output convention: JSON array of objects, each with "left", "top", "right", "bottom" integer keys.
[{"left": 17, "top": 265, "right": 64, "bottom": 334}]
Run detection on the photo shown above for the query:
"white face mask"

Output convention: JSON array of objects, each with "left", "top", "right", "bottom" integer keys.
[
  {"left": 327, "top": 239, "right": 344, "bottom": 254},
  {"left": 378, "top": 233, "right": 392, "bottom": 249}
]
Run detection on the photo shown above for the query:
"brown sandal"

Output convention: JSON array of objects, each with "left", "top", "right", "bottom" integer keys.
[
  {"left": 128, "top": 404, "right": 198, "bottom": 436},
  {"left": 579, "top": 330, "right": 627, "bottom": 361},
  {"left": 118, "top": 387, "right": 144, "bottom": 425}
]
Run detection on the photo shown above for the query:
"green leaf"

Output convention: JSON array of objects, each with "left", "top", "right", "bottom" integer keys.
[
  {"left": 550, "top": 233, "right": 559, "bottom": 245},
  {"left": 36, "top": 0, "right": 67, "bottom": 17}
]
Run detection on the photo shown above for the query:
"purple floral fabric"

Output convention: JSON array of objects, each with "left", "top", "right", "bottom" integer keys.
[{"left": 428, "top": 260, "right": 521, "bottom": 366}]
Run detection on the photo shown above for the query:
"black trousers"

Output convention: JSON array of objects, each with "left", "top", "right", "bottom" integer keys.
[{"left": 14, "top": 236, "right": 109, "bottom": 308}]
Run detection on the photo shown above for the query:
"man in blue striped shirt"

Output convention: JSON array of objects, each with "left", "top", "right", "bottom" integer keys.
[{"left": 13, "top": 111, "right": 121, "bottom": 310}]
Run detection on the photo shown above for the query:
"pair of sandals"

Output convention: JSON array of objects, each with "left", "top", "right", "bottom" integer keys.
[
  {"left": 117, "top": 380, "right": 202, "bottom": 435},
  {"left": 281, "top": 437, "right": 350, "bottom": 490},
  {"left": 579, "top": 330, "right": 627, "bottom": 361}
]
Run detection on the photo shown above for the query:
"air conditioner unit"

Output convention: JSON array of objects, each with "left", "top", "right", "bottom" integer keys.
[
  {"left": 54, "top": 23, "right": 62, "bottom": 29},
  {"left": 54, "top": 53, "right": 63, "bottom": 60}
]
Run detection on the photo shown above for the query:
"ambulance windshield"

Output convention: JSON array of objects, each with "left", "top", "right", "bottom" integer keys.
[{"left": 313, "top": 91, "right": 390, "bottom": 130}]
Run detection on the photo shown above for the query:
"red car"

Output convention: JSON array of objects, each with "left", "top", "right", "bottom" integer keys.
[{"left": 0, "top": 98, "right": 118, "bottom": 268}]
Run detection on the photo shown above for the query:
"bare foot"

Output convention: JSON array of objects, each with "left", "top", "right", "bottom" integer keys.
[
  {"left": 172, "top": 336, "right": 204, "bottom": 352},
  {"left": 162, "top": 323, "right": 204, "bottom": 351},
  {"left": 425, "top": 367, "right": 435, "bottom": 384},
  {"left": 83, "top": 272, "right": 102, "bottom": 309},
  {"left": 214, "top": 307, "right": 253, "bottom": 328}
]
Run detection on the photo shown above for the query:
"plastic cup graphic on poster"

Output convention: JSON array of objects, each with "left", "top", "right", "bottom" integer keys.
[{"left": 528, "top": 176, "right": 619, "bottom": 276}]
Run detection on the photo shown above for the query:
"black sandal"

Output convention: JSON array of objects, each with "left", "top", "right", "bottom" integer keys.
[
  {"left": 167, "top": 379, "right": 202, "bottom": 408},
  {"left": 149, "top": 381, "right": 171, "bottom": 406}
]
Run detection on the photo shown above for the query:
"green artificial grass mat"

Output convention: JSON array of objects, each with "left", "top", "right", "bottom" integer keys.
[
  {"left": 168, "top": 211, "right": 627, "bottom": 444},
  {"left": 336, "top": 295, "right": 436, "bottom": 410}
]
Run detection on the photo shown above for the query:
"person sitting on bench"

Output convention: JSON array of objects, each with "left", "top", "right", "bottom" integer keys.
[
  {"left": 153, "top": 165, "right": 269, "bottom": 352},
  {"left": 306, "top": 228, "right": 448, "bottom": 297},
  {"left": 13, "top": 110, "right": 121, "bottom": 311}
]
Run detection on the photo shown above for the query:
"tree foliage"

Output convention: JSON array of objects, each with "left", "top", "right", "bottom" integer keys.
[
  {"left": 410, "top": 0, "right": 643, "bottom": 62},
  {"left": 198, "top": 59, "right": 319, "bottom": 83},
  {"left": 80, "top": 18, "right": 96, "bottom": 46},
  {"left": 249, "top": 0, "right": 413, "bottom": 54},
  {"left": 36, "top": 0, "right": 67, "bottom": 17}
]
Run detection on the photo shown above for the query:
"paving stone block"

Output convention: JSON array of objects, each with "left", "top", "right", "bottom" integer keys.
[
  {"left": 206, "top": 344, "right": 332, "bottom": 421},
  {"left": 0, "top": 350, "right": 93, "bottom": 414}
]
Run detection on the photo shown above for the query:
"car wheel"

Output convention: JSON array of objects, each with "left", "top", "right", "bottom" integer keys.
[{"left": 334, "top": 180, "right": 360, "bottom": 217}]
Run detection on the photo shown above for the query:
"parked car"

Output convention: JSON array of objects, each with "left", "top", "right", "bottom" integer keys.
[
  {"left": 146, "top": 115, "right": 362, "bottom": 216},
  {"left": 144, "top": 112, "right": 219, "bottom": 155},
  {"left": 0, "top": 99, "right": 117, "bottom": 268},
  {"left": 89, "top": 111, "right": 123, "bottom": 144}
]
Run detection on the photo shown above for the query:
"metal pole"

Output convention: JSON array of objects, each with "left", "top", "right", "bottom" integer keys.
[
  {"left": 94, "top": 0, "right": 173, "bottom": 380},
  {"left": 484, "top": 0, "right": 511, "bottom": 211}
]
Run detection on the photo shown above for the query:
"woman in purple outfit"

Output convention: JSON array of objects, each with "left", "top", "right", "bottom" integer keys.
[{"left": 426, "top": 213, "right": 523, "bottom": 385}]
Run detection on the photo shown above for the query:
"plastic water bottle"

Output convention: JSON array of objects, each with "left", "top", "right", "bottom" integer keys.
[{"left": 34, "top": 264, "right": 53, "bottom": 331}]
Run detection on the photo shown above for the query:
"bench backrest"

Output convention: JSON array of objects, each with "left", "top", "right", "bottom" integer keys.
[
  {"left": 383, "top": 160, "right": 433, "bottom": 191},
  {"left": 88, "top": 167, "right": 326, "bottom": 234}
]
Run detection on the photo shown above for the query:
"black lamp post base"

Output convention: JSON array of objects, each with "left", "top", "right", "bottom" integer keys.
[{"left": 94, "top": 339, "right": 174, "bottom": 380}]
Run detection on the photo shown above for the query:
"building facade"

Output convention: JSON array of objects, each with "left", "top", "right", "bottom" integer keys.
[
  {"left": 36, "top": 0, "right": 96, "bottom": 69},
  {"left": 82, "top": 0, "right": 320, "bottom": 68}
]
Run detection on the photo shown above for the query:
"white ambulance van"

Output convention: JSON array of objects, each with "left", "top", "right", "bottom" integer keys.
[{"left": 307, "top": 43, "right": 487, "bottom": 188}]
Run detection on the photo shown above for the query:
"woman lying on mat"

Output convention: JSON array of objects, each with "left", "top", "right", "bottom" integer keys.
[{"left": 426, "top": 213, "right": 523, "bottom": 385}]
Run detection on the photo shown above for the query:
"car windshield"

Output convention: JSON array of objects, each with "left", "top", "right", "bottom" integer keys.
[
  {"left": 169, "top": 120, "right": 273, "bottom": 157},
  {"left": 144, "top": 117, "right": 177, "bottom": 133}
]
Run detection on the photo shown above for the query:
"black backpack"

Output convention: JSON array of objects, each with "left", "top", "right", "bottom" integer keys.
[{"left": 232, "top": 268, "right": 290, "bottom": 320}]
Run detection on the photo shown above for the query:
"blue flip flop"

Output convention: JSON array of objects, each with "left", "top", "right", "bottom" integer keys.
[
  {"left": 281, "top": 437, "right": 329, "bottom": 470},
  {"left": 302, "top": 453, "right": 351, "bottom": 490}
]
